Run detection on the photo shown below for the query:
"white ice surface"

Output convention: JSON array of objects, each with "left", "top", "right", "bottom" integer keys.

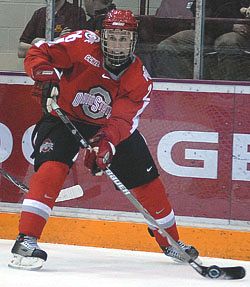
[{"left": 1, "top": 239, "right": 250, "bottom": 287}]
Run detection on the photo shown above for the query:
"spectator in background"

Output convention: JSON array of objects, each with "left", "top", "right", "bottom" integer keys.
[
  {"left": 155, "top": 0, "right": 193, "bottom": 18},
  {"left": 136, "top": 0, "right": 193, "bottom": 75},
  {"left": 84, "top": 0, "right": 116, "bottom": 32},
  {"left": 18, "top": 0, "right": 86, "bottom": 58},
  {"left": 214, "top": 2, "right": 250, "bottom": 80},
  {"left": 152, "top": 0, "right": 249, "bottom": 80}
]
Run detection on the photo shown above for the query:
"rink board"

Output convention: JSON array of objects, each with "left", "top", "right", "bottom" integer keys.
[
  {"left": 0, "top": 74, "right": 250, "bottom": 260},
  {"left": 0, "top": 211, "right": 250, "bottom": 261}
]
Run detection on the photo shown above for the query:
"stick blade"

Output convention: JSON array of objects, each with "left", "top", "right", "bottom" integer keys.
[
  {"left": 56, "top": 185, "right": 84, "bottom": 202},
  {"left": 219, "top": 266, "right": 246, "bottom": 280},
  {"left": 202, "top": 265, "right": 246, "bottom": 280}
]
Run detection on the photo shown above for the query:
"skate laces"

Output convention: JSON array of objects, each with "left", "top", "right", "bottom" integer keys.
[
  {"left": 165, "top": 246, "right": 180, "bottom": 258},
  {"left": 21, "top": 236, "right": 39, "bottom": 250},
  {"left": 177, "top": 240, "right": 191, "bottom": 251},
  {"left": 165, "top": 247, "right": 180, "bottom": 258},
  {"left": 165, "top": 241, "right": 191, "bottom": 260}
]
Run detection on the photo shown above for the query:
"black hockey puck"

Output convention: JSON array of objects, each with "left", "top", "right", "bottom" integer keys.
[{"left": 207, "top": 265, "right": 222, "bottom": 279}]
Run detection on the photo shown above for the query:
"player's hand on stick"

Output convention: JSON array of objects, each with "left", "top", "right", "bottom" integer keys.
[
  {"left": 84, "top": 131, "right": 116, "bottom": 176},
  {"left": 31, "top": 65, "right": 62, "bottom": 114},
  {"left": 41, "top": 81, "right": 60, "bottom": 114}
]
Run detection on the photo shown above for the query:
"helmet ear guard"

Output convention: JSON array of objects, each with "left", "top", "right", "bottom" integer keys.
[{"left": 101, "top": 9, "right": 138, "bottom": 67}]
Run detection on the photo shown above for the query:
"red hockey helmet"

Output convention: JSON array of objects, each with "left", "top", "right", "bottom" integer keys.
[
  {"left": 102, "top": 9, "right": 138, "bottom": 31},
  {"left": 101, "top": 10, "right": 138, "bottom": 67}
]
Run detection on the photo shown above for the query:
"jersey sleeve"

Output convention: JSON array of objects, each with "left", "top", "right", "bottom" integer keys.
[
  {"left": 24, "top": 30, "right": 100, "bottom": 78},
  {"left": 102, "top": 65, "right": 153, "bottom": 146}
]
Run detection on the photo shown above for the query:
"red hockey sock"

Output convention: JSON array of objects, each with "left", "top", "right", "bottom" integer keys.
[
  {"left": 19, "top": 161, "right": 69, "bottom": 238},
  {"left": 133, "top": 178, "right": 179, "bottom": 247}
]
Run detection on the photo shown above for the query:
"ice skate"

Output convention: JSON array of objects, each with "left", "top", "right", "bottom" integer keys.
[
  {"left": 163, "top": 241, "right": 199, "bottom": 263},
  {"left": 8, "top": 234, "right": 47, "bottom": 270}
]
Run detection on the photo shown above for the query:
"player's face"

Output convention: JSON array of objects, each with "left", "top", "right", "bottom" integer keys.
[{"left": 106, "top": 30, "right": 132, "bottom": 57}]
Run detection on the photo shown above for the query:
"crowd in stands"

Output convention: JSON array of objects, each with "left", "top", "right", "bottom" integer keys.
[
  {"left": 18, "top": 0, "right": 250, "bottom": 81},
  {"left": 152, "top": 0, "right": 250, "bottom": 81}
]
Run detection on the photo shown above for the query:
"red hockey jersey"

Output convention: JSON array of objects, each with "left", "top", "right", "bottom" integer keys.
[{"left": 24, "top": 30, "right": 153, "bottom": 146}]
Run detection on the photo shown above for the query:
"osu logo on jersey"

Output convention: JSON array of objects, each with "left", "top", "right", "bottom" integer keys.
[
  {"left": 72, "top": 87, "right": 112, "bottom": 119},
  {"left": 39, "top": 138, "right": 54, "bottom": 153}
]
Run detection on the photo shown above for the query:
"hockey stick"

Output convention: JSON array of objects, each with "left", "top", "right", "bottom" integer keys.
[
  {"left": 0, "top": 167, "right": 83, "bottom": 202},
  {"left": 51, "top": 101, "right": 245, "bottom": 280}
]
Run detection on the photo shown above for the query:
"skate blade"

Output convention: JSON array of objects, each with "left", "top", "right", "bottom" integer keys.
[
  {"left": 8, "top": 254, "right": 45, "bottom": 271},
  {"left": 171, "top": 256, "right": 203, "bottom": 265},
  {"left": 194, "top": 257, "right": 202, "bottom": 265}
]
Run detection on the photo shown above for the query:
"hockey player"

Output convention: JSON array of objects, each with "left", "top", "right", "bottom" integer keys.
[{"left": 9, "top": 9, "right": 199, "bottom": 270}]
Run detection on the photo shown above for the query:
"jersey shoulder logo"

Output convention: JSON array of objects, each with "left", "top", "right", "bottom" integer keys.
[{"left": 84, "top": 31, "right": 100, "bottom": 44}]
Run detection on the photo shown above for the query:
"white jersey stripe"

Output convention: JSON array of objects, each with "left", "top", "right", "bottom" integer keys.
[
  {"left": 22, "top": 199, "right": 52, "bottom": 217},
  {"left": 145, "top": 209, "right": 176, "bottom": 229},
  {"left": 130, "top": 84, "right": 152, "bottom": 134}
]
